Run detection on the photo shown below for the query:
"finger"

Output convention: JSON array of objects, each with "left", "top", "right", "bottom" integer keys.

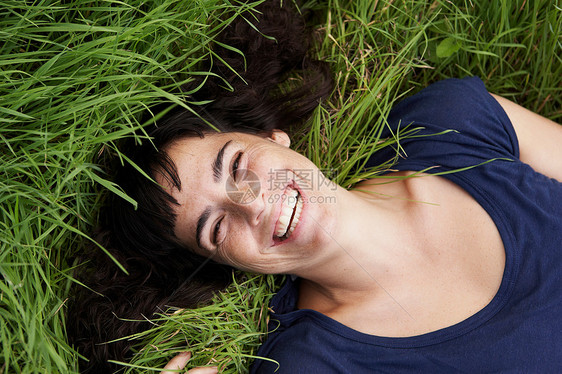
[
  {"left": 161, "top": 351, "right": 191, "bottom": 374},
  {"left": 187, "top": 367, "right": 218, "bottom": 374}
]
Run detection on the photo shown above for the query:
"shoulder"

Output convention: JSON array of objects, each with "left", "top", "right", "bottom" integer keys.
[
  {"left": 393, "top": 78, "right": 513, "bottom": 135},
  {"left": 390, "top": 77, "right": 500, "bottom": 122},
  {"left": 251, "top": 310, "right": 388, "bottom": 374},
  {"left": 489, "top": 93, "right": 562, "bottom": 182},
  {"left": 251, "top": 312, "right": 367, "bottom": 374},
  {"left": 251, "top": 320, "right": 334, "bottom": 373},
  {"left": 382, "top": 77, "right": 519, "bottom": 163}
]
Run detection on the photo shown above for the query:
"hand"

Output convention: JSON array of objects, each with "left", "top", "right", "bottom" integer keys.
[{"left": 161, "top": 351, "right": 218, "bottom": 374}]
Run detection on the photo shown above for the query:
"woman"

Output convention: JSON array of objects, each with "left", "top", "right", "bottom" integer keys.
[
  {"left": 70, "top": 1, "right": 562, "bottom": 373},
  {"left": 160, "top": 77, "right": 562, "bottom": 373}
]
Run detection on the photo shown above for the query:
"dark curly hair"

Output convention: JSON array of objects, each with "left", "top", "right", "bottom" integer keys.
[{"left": 67, "top": 1, "right": 333, "bottom": 372}]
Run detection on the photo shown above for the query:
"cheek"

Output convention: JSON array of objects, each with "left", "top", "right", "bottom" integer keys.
[{"left": 216, "top": 225, "right": 256, "bottom": 268}]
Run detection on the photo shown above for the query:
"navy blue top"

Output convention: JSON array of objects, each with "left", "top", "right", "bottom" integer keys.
[{"left": 251, "top": 77, "right": 562, "bottom": 373}]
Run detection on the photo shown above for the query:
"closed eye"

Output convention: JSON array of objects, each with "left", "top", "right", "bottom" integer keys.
[
  {"left": 213, "top": 216, "right": 225, "bottom": 246},
  {"left": 231, "top": 152, "right": 243, "bottom": 180}
]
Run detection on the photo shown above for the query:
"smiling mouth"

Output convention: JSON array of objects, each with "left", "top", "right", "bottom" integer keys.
[{"left": 274, "top": 188, "right": 303, "bottom": 240}]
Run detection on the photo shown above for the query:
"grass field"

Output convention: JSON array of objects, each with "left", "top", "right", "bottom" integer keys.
[{"left": 1, "top": 0, "right": 560, "bottom": 372}]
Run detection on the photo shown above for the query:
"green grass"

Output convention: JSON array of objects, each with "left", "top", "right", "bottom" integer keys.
[{"left": 1, "top": 0, "right": 560, "bottom": 372}]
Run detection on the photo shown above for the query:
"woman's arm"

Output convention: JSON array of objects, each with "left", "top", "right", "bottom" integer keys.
[{"left": 490, "top": 93, "right": 562, "bottom": 182}]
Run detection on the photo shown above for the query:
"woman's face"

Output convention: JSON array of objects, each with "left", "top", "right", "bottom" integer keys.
[{"left": 162, "top": 131, "right": 340, "bottom": 274}]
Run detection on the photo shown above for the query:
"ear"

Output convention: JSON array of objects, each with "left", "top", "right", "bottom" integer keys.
[{"left": 267, "top": 129, "right": 291, "bottom": 148}]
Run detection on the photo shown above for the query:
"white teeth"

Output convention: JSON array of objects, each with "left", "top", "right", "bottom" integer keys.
[
  {"left": 287, "top": 197, "right": 303, "bottom": 236},
  {"left": 278, "top": 215, "right": 290, "bottom": 227},
  {"left": 275, "top": 189, "right": 303, "bottom": 239}
]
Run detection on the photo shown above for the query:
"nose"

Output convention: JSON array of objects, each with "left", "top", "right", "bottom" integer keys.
[{"left": 225, "top": 174, "right": 264, "bottom": 225}]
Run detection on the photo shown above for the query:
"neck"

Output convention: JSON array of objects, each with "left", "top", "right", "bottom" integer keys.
[{"left": 294, "top": 175, "right": 424, "bottom": 306}]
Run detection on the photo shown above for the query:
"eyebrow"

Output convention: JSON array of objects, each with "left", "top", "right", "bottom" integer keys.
[
  {"left": 212, "top": 140, "right": 233, "bottom": 182},
  {"left": 197, "top": 140, "right": 232, "bottom": 250},
  {"left": 196, "top": 206, "right": 212, "bottom": 250}
]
